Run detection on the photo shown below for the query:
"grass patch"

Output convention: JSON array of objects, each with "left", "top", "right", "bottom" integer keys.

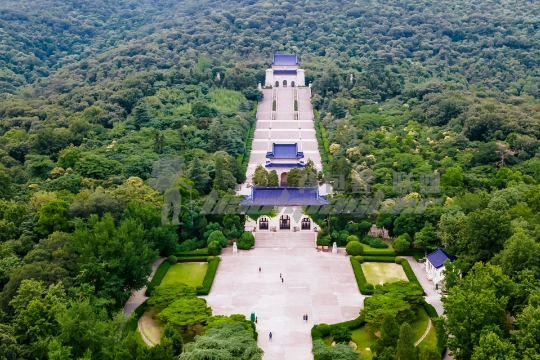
[
  {"left": 418, "top": 323, "right": 438, "bottom": 352},
  {"left": 161, "top": 263, "right": 208, "bottom": 288},
  {"left": 138, "top": 310, "right": 164, "bottom": 346},
  {"left": 350, "top": 257, "right": 374, "bottom": 295},
  {"left": 409, "top": 308, "right": 431, "bottom": 344},
  {"left": 209, "top": 89, "right": 245, "bottom": 112},
  {"left": 361, "top": 262, "right": 408, "bottom": 285}
]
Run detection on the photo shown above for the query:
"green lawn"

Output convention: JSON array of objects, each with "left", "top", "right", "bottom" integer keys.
[
  {"left": 361, "top": 262, "right": 408, "bottom": 285},
  {"left": 161, "top": 262, "right": 208, "bottom": 288},
  {"left": 362, "top": 244, "right": 394, "bottom": 253},
  {"left": 323, "top": 308, "right": 433, "bottom": 360}
]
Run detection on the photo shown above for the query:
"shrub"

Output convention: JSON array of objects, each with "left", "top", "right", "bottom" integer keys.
[
  {"left": 393, "top": 235, "right": 411, "bottom": 252},
  {"left": 125, "top": 301, "right": 147, "bottom": 332},
  {"left": 207, "top": 230, "right": 227, "bottom": 247},
  {"left": 237, "top": 231, "right": 255, "bottom": 250},
  {"left": 167, "top": 255, "right": 177, "bottom": 264},
  {"left": 361, "top": 235, "right": 374, "bottom": 245},
  {"left": 311, "top": 327, "right": 323, "bottom": 340},
  {"left": 364, "top": 283, "right": 374, "bottom": 290},
  {"left": 423, "top": 300, "right": 439, "bottom": 319},
  {"left": 395, "top": 256, "right": 403, "bottom": 264},
  {"left": 207, "top": 256, "right": 215, "bottom": 262},
  {"left": 198, "top": 257, "right": 220, "bottom": 295},
  {"left": 346, "top": 241, "right": 364, "bottom": 256},
  {"left": 350, "top": 257, "right": 374, "bottom": 295},
  {"left": 362, "top": 256, "right": 396, "bottom": 262},
  {"left": 346, "top": 235, "right": 359, "bottom": 243},
  {"left": 317, "top": 235, "right": 331, "bottom": 246},
  {"left": 355, "top": 256, "right": 364, "bottom": 263},
  {"left": 330, "top": 325, "right": 352, "bottom": 344},
  {"left": 145, "top": 261, "right": 171, "bottom": 296},
  {"left": 208, "top": 241, "right": 222, "bottom": 255},
  {"left": 370, "top": 238, "right": 389, "bottom": 248},
  {"left": 196, "top": 285, "right": 203, "bottom": 290},
  {"left": 315, "top": 323, "right": 331, "bottom": 336}
]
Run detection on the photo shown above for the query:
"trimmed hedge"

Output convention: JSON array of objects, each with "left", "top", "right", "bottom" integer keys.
[
  {"left": 350, "top": 257, "right": 374, "bottom": 295},
  {"left": 145, "top": 260, "right": 171, "bottom": 296},
  {"left": 167, "top": 255, "right": 177, "bottom": 264},
  {"left": 310, "top": 315, "right": 366, "bottom": 341},
  {"left": 400, "top": 258, "right": 423, "bottom": 290},
  {"left": 197, "top": 257, "right": 220, "bottom": 295},
  {"left": 176, "top": 256, "right": 211, "bottom": 262},
  {"left": 423, "top": 301, "right": 439, "bottom": 319},
  {"left": 364, "top": 249, "right": 397, "bottom": 256},
  {"left": 174, "top": 249, "right": 210, "bottom": 257},
  {"left": 125, "top": 300, "right": 147, "bottom": 333},
  {"left": 362, "top": 256, "right": 396, "bottom": 263}
]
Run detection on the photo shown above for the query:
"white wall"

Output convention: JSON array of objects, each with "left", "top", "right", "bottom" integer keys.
[{"left": 244, "top": 207, "right": 317, "bottom": 232}]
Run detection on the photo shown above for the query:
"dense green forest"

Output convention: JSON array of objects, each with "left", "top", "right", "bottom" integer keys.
[{"left": 1, "top": 0, "right": 540, "bottom": 359}]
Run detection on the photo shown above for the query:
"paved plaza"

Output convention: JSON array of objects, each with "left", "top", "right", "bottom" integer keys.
[{"left": 203, "top": 247, "right": 365, "bottom": 360}]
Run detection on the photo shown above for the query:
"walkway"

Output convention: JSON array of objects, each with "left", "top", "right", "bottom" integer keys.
[
  {"left": 404, "top": 257, "right": 444, "bottom": 316},
  {"left": 123, "top": 257, "right": 166, "bottom": 316},
  {"left": 203, "top": 247, "right": 364, "bottom": 360}
]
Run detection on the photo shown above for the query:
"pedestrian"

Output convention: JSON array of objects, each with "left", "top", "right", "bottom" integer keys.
[
  {"left": 303, "top": 314, "right": 306, "bottom": 321},
  {"left": 255, "top": 316, "right": 258, "bottom": 324},
  {"left": 269, "top": 332, "right": 272, "bottom": 340},
  {"left": 259, "top": 267, "right": 261, "bottom": 272},
  {"left": 306, "top": 314, "right": 308, "bottom": 321},
  {"left": 281, "top": 277, "right": 284, "bottom": 283},
  {"left": 280, "top": 273, "right": 282, "bottom": 278}
]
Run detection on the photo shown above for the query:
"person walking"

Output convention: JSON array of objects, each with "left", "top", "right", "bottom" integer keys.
[
  {"left": 280, "top": 273, "right": 282, "bottom": 279},
  {"left": 306, "top": 314, "right": 308, "bottom": 321},
  {"left": 259, "top": 267, "right": 261, "bottom": 272},
  {"left": 303, "top": 314, "right": 306, "bottom": 321},
  {"left": 269, "top": 332, "right": 272, "bottom": 340},
  {"left": 255, "top": 316, "right": 258, "bottom": 324},
  {"left": 281, "top": 277, "right": 284, "bottom": 283}
]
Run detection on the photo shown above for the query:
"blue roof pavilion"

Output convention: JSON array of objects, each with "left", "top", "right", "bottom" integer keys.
[
  {"left": 266, "top": 144, "right": 304, "bottom": 159},
  {"left": 241, "top": 187, "right": 328, "bottom": 206},
  {"left": 426, "top": 248, "right": 454, "bottom": 269},
  {"left": 272, "top": 54, "right": 299, "bottom": 66}
]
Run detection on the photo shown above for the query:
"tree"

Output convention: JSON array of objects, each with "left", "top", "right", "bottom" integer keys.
[
  {"left": 180, "top": 322, "right": 263, "bottom": 360},
  {"left": 396, "top": 323, "right": 416, "bottom": 360},
  {"left": 380, "top": 313, "right": 400, "bottom": 348},
  {"left": 419, "top": 347, "right": 441, "bottom": 360},
  {"left": 208, "top": 241, "right": 222, "bottom": 256},
  {"left": 512, "top": 295, "right": 540, "bottom": 357},
  {"left": 190, "top": 101, "right": 214, "bottom": 118},
  {"left": 207, "top": 230, "right": 227, "bottom": 247},
  {"left": 68, "top": 214, "right": 158, "bottom": 309},
  {"left": 392, "top": 234, "right": 411, "bottom": 253},
  {"left": 330, "top": 324, "right": 351, "bottom": 344},
  {"left": 132, "top": 102, "right": 151, "bottom": 129},
  {"left": 162, "top": 324, "right": 183, "bottom": 356},
  {"left": 34, "top": 199, "right": 70, "bottom": 236},
  {"left": 47, "top": 339, "right": 72, "bottom": 360},
  {"left": 268, "top": 170, "right": 279, "bottom": 186},
  {"left": 413, "top": 222, "right": 438, "bottom": 253},
  {"left": 471, "top": 332, "right": 516, "bottom": 360},
  {"left": 441, "top": 166, "right": 464, "bottom": 188},
  {"left": 252, "top": 165, "right": 268, "bottom": 186},
  {"left": 147, "top": 283, "right": 198, "bottom": 309},
  {"left": 345, "top": 241, "right": 364, "bottom": 255},
  {"left": 157, "top": 297, "right": 212, "bottom": 329},
  {"left": 491, "top": 230, "right": 540, "bottom": 278},
  {"left": 237, "top": 232, "right": 255, "bottom": 250},
  {"left": 69, "top": 190, "right": 122, "bottom": 220},
  {"left": 189, "top": 157, "right": 210, "bottom": 194}
]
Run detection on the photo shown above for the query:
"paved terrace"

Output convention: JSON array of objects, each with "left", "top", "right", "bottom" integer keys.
[
  {"left": 203, "top": 246, "right": 364, "bottom": 360},
  {"left": 246, "top": 87, "right": 322, "bottom": 183}
]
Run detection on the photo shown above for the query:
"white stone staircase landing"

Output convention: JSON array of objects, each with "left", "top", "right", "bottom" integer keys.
[{"left": 254, "top": 231, "right": 316, "bottom": 248}]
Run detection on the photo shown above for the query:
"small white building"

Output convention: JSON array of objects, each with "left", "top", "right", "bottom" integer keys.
[
  {"left": 425, "top": 248, "right": 454, "bottom": 287},
  {"left": 265, "top": 54, "right": 306, "bottom": 88}
]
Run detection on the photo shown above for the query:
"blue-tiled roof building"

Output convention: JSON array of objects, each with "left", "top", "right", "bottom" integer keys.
[
  {"left": 240, "top": 187, "right": 328, "bottom": 206},
  {"left": 271, "top": 54, "right": 299, "bottom": 66},
  {"left": 425, "top": 247, "right": 454, "bottom": 286}
]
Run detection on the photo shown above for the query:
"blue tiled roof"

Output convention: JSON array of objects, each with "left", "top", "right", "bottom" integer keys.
[
  {"left": 265, "top": 163, "right": 305, "bottom": 168},
  {"left": 273, "top": 70, "right": 297, "bottom": 75},
  {"left": 241, "top": 187, "right": 328, "bottom": 206},
  {"left": 272, "top": 54, "right": 299, "bottom": 66},
  {"left": 267, "top": 144, "right": 303, "bottom": 159},
  {"left": 426, "top": 248, "right": 453, "bottom": 269}
]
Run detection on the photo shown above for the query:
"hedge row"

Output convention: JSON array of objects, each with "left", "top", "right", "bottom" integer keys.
[
  {"left": 145, "top": 260, "right": 171, "bottom": 296},
  {"left": 361, "top": 249, "right": 424, "bottom": 260},
  {"left": 311, "top": 315, "right": 365, "bottom": 341},
  {"left": 242, "top": 124, "right": 255, "bottom": 167},
  {"left": 177, "top": 256, "right": 211, "bottom": 263},
  {"left": 319, "top": 122, "right": 332, "bottom": 161},
  {"left": 125, "top": 301, "right": 147, "bottom": 333},
  {"left": 174, "top": 249, "right": 210, "bottom": 257},
  {"left": 350, "top": 257, "right": 374, "bottom": 295},
  {"left": 363, "top": 249, "right": 397, "bottom": 256},
  {"left": 400, "top": 258, "right": 423, "bottom": 290},
  {"left": 423, "top": 301, "right": 447, "bottom": 356},
  {"left": 197, "top": 257, "right": 221, "bottom": 295},
  {"left": 362, "top": 256, "right": 396, "bottom": 263},
  {"left": 423, "top": 301, "right": 438, "bottom": 319}
]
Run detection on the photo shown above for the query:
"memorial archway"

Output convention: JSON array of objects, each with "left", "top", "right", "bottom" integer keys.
[
  {"left": 280, "top": 172, "right": 287, "bottom": 186},
  {"left": 283, "top": 80, "right": 287, "bottom": 87},
  {"left": 259, "top": 217, "right": 269, "bottom": 230},
  {"left": 301, "top": 218, "right": 311, "bottom": 230},
  {"left": 291, "top": 81, "right": 295, "bottom": 87}
]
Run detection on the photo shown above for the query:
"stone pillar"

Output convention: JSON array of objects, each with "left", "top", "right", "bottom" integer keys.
[
  {"left": 265, "top": 69, "right": 274, "bottom": 87},
  {"left": 297, "top": 69, "right": 305, "bottom": 86}
]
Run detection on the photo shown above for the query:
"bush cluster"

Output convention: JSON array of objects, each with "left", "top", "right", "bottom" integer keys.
[
  {"left": 345, "top": 241, "right": 364, "bottom": 256},
  {"left": 208, "top": 241, "right": 222, "bottom": 256},
  {"left": 355, "top": 255, "right": 364, "bottom": 263},
  {"left": 237, "top": 231, "right": 255, "bottom": 250},
  {"left": 362, "top": 235, "right": 389, "bottom": 248},
  {"left": 167, "top": 255, "right": 177, "bottom": 264}
]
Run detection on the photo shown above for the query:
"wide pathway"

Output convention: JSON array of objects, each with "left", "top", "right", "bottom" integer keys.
[
  {"left": 124, "top": 257, "right": 166, "bottom": 315},
  {"left": 203, "top": 247, "right": 365, "bottom": 360}
]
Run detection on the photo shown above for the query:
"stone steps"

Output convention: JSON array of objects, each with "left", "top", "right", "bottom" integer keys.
[{"left": 254, "top": 231, "right": 315, "bottom": 248}]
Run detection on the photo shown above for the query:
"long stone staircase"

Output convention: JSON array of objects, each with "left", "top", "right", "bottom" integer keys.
[{"left": 254, "top": 231, "right": 316, "bottom": 248}]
